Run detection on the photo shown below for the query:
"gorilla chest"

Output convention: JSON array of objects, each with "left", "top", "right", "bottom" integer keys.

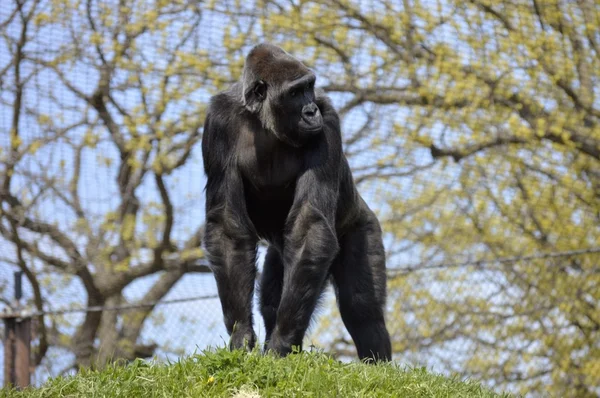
[
  {"left": 238, "top": 144, "right": 302, "bottom": 240},
  {"left": 243, "top": 179, "right": 295, "bottom": 241},
  {"left": 238, "top": 140, "right": 304, "bottom": 191}
]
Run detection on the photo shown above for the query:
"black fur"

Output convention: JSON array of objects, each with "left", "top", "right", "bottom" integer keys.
[{"left": 201, "top": 43, "right": 392, "bottom": 362}]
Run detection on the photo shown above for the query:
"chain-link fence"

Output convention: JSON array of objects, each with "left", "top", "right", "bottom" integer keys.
[
  {"left": 0, "top": 267, "right": 225, "bottom": 385},
  {"left": 1, "top": 0, "right": 599, "bottom": 396}
]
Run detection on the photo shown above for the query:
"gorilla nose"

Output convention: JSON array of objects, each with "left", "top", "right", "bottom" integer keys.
[{"left": 302, "top": 103, "right": 318, "bottom": 117}]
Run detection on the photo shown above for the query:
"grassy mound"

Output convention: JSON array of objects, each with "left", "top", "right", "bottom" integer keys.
[{"left": 2, "top": 348, "right": 511, "bottom": 397}]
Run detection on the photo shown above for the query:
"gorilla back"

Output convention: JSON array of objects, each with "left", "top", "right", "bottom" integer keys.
[{"left": 201, "top": 43, "right": 392, "bottom": 362}]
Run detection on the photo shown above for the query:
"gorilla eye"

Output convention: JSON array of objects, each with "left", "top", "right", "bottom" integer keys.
[
  {"left": 253, "top": 81, "right": 266, "bottom": 100},
  {"left": 290, "top": 89, "right": 297, "bottom": 97}
]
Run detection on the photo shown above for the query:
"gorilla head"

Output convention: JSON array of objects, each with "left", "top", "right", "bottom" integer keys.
[{"left": 241, "top": 43, "right": 323, "bottom": 146}]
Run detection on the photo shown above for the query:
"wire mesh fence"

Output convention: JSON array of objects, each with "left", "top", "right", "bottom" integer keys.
[{"left": 1, "top": 0, "right": 599, "bottom": 396}]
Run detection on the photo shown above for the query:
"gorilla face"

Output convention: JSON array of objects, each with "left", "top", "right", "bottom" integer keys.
[
  {"left": 270, "top": 72, "right": 323, "bottom": 144},
  {"left": 242, "top": 44, "right": 324, "bottom": 147}
]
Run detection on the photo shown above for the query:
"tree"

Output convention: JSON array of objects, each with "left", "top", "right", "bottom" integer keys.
[
  {"left": 0, "top": 0, "right": 230, "bottom": 372},
  {"left": 2, "top": 0, "right": 599, "bottom": 395},
  {"left": 252, "top": 0, "right": 599, "bottom": 395}
]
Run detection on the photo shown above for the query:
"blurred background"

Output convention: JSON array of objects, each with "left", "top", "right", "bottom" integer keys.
[{"left": 0, "top": 0, "right": 599, "bottom": 396}]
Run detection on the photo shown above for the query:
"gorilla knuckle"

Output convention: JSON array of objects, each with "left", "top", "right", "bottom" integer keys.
[{"left": 229, "top": 325, "right": 256, "bottom": 351}]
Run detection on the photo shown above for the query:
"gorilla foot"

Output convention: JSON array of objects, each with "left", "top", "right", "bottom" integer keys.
[
  {"left": 229, "top": 325, "right": 257, "bottom": 351},
  {"left": 264, "top": 332, "right": 299, "bottom": 357}
]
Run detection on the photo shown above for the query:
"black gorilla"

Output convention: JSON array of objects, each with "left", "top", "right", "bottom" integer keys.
[{"left": 201, "top": 43, "right": 392, "bottom": 362}]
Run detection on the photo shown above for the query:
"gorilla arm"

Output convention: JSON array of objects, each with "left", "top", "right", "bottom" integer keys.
[
  {"left": 202, "top": 109, "right": 259, "bottom": 350},
  {"left": 265, "top": 98, "right": 343, "bottom": 355}
]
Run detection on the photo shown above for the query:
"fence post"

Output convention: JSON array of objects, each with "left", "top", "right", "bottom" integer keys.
[
  {"left": 15, "top": 317, "right": 31, "bottom": 388},
  {"left": 2, "top": 271, "right": 31, "bottom": 389},
  {"left": 3, "top": 316, "right": 16, "bottom": 387}
]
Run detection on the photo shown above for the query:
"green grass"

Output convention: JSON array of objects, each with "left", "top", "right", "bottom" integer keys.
[{"left": 1, "top": 348, "right": 511, "bottom": 397}]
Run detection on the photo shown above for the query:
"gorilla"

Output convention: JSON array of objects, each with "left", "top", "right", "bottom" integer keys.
[{"left": 201, "top": 43, "right": 392, "bottom": 362}]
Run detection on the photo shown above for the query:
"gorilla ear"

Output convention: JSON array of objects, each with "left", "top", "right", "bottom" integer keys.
[{"left": 244, "top": 80, "right": 266, "bottom": 113}]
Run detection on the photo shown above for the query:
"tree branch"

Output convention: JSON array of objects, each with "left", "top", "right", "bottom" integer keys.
[
  {"left": 0, "top": 192, "right": 101, "bottom": 300},
  {"left": 429, "top": 136, "right": 528, "bottom": 162}
]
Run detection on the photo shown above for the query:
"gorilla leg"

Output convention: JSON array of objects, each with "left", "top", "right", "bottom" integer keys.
[
  {"left": 331, "top": 215, "right": 392, "bottom": 362},
  {"left": 259, "top": 246, "right": 284, "bottom": 343},
  {"left": 205, "top": 218, "right": 258, "bottom": 351}
]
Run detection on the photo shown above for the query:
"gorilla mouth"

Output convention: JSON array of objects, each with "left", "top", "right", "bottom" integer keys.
[
  {"left": 300, "top": 117, "right": 323, "bottom": 133},
  {"left": 302, "top": 124, "right": 322, "bottom": 132}
]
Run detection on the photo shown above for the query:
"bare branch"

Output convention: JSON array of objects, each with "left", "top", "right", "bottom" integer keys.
[
  {"left": 0, "top": 225, "right": 71, "bottom": 270},
  {"left": 323, "top": 83, "right": 467, "bottom": 111},
  {"left": 153, "top": 173, "right": 175, "bottom": 263},
  {"left": 355, "top": 162, "right": 435, "bottom": 185},
  {"left": 70, "top": 143, "right": 86, "bottom": 219},
  {"left": 0, "top": 3, "right": 18, "bottom": 30},
  {"left": 430, "top": 136, "right": 528, "bottom": 162},
  {"left": 2, "top": 0, "right": 30, "bottom": 193},
  {"left": 470, "top": 0, "right": 514, "bottom": 31},
  {"left": 0, "top": 192, "right": 101, "bottom": 300}
]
